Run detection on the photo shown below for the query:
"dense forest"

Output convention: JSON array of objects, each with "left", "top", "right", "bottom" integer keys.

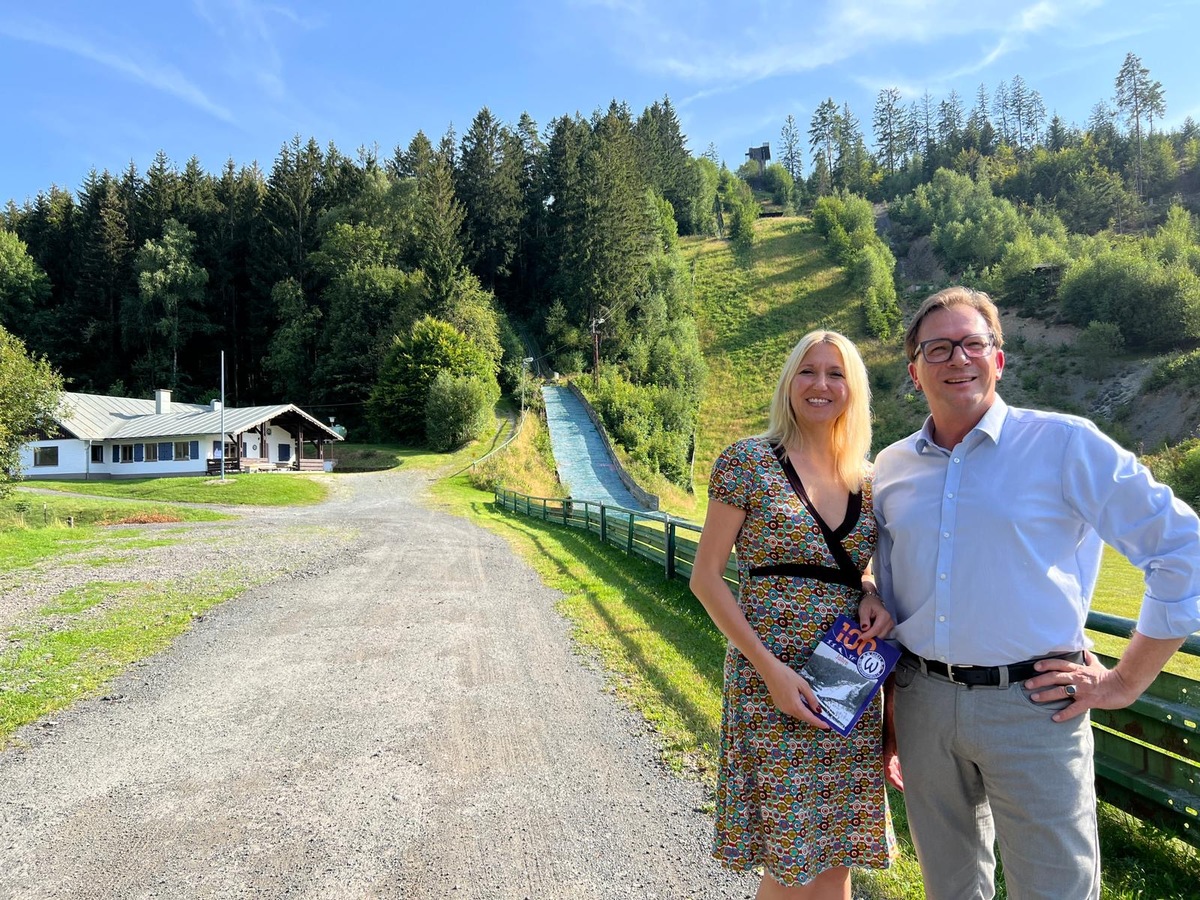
[{"left": 2, "top": 52, "right": 1199, "bottom": 484}]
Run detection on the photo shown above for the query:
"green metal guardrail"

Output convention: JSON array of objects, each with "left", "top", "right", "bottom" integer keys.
[{"left": 494, "top": 486, "right": 1200, "bottom": 849}]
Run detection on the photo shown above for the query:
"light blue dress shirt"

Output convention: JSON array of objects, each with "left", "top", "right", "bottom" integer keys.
[{"left": 873, "top": 398, "right": 1200, "bottom": 666}]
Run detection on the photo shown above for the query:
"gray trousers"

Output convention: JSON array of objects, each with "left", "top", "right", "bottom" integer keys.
[{"left": 892, "top": 657, "right": 1101, "bottom": 900}]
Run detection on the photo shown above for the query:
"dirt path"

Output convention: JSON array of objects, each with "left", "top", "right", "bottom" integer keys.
[{"left": 0, "top": 469, "right": 755, "bottom": 899}]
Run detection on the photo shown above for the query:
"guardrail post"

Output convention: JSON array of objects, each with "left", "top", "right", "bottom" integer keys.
[
  {"left": 563, "top": 499, "right": 569, "bottom": 526},
  {"left": 627, "top": 512, "right": 635, "bottom": 554},
  {"left": 664, "top": 518, "right": 676, "bottom": 580},
  {"left": 542, "top": 498, "right": 547, "bottom": 521},
  {"left": 585, "top": 504, "right": 591, "bottom": 534},
  {"left": 599, "top": 505, "right": 607, "bottom": 543}
]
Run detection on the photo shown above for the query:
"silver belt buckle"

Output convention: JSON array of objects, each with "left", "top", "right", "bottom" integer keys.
[{"left": 946, "top": 663, "right": 964, "bottom": 684}]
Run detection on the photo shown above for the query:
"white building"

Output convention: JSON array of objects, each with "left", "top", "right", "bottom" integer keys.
[{"left": 19, "top": 389, "right": 343, "bottom": 480}]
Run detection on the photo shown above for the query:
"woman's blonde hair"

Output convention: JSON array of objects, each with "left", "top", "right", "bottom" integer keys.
[{"left": 760, "top": 330, "right": 872, "bottom": 492}]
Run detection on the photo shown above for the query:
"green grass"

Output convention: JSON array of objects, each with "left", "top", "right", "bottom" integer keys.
[
  {"left": 0, "top": 492, "right": 230, "bottom": 574},
  {"left": 335, "top": 409, "right": 518, "bottom": 476},
  {"left": 0, "top": 528, "right": 101, "bottom": 573},
  {"left": 678, "top": 216, "right": 924, "bottom": 522},
  {"left": 1090, "top": 546, "right": 1200, "bottom": 679},
  {"left": 3, "top": 490, "right": 230, "bottom": 527},
  {"left": 0, "top": 574, "right": 259, "bottom": 741},
  {"left": 27, "top": 474, "right": 329, "bottom": 506},
  {"left": 329, "top": 443, "right": 409, "bottom": 472}
]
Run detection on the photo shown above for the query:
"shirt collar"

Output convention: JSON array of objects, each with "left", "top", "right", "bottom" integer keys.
[{"left": 914, "top": 396, "right": 1008, "bottom": 453}]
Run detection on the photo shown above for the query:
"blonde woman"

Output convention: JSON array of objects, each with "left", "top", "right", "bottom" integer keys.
[{"left": 690, "top": 330, "right": 896, "bottom": 899}]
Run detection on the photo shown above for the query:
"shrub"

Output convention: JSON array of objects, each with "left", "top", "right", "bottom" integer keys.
[
  {"left": 1059, "top": 250, "right": 1200, "bottom": 351},
  {"left": 1144, "top": 440, "right": 1200, "bottom": 511},
  {"left": 851, "top": 243, "right": 902, "bottom": 339},
  {"left": 424, "top": 371, "right": 499, "bottom": 451},
  {"left": 1075, "top": 321, "right": 1124, "bottom": 378},
  {"left": 813, "top": 192, "right": 901, "bottom": 339},
  {"left": 588, "top": 370, "right": 696, "bottom": 486},
  {"left": 368, "top": 316, "right": 495, "bottom": 441},
  {"left": 1146, "top": 349, "right": 1200, "bottom": 391}
]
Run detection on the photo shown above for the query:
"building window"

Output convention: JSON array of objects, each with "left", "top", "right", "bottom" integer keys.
[
  {"left": 33, "top": 446, "right": 59, "bottom": 467},
  {"left": 144, "top": 442, "right": 158, "bottom": 462},
  {"left": 91, "top": 445, "right": 104, "bottom": 464},
  {"left": 174, "top": 441, "right": 191, "bottom": 460}
]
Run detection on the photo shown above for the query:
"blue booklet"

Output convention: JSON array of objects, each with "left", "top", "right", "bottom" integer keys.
[{"left": 799, "top": 614, "right": 901, "bottom": 737}]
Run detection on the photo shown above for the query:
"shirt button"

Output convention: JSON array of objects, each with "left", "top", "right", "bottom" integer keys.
[
  {"left": 953, "top": 457, "right": 961, "bottom": 463},
  {"left": 938, "top": 615, "right": 946, "bottom": 622},
  {"left": 947, "top": 492, "right": 955, "bottom": 499},
  {"left": 939, "top": 573, "right": 947, "bottom": 580},
  {"left": 942, "top": 531, "right": 950, "bottom": 538}
]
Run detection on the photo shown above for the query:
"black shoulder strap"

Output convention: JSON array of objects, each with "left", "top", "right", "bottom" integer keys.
[{"left": 772, "top": 443, "right": 863, "bottom": 591}]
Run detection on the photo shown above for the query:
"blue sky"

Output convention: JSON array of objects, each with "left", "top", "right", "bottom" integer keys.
[{"left": 2, "top": 0, "right": 1197, "bottom": 206}]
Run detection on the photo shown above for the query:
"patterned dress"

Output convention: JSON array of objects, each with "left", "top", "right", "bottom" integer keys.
[{"left": 707, "top": 437, "right": 895, "bottom": 886}]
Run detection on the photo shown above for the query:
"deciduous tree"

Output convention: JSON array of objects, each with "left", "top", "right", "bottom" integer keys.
[{"left": 0, "top": 325, "right": 62, "bottom": 493}]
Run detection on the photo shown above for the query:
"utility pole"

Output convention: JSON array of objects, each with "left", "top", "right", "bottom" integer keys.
[
  {"left": 590, "top": 317, "right": 604, "bottom": 388},
  {"left": 521, "top": 357, "right": 534, "bottom": 417}
]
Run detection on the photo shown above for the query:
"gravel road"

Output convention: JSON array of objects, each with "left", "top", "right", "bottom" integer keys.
[{"left": 0, "top": 469, "right": 756, "bottom": 899}]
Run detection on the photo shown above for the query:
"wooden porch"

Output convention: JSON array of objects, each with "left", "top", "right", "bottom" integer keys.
[{"left": 208, "top": 456, "right": 332, "bottom": 475}]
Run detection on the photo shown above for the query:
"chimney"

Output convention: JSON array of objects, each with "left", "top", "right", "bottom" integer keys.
[
  {"left": 210, "top": 399, "right": 222, "bottom": 412},
  {"left": 155, "top": 389, "right": 172, "bottom": 414}
]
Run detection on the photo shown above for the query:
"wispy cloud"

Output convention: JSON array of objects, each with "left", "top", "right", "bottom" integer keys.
[
  {"left": 574, "top": 0, "right": 1108, "bottom": 88},
  {"left": 192, "top": 0, "right": 327, "bottom": 129},
  {"left": 0, "top": 15, "right": 234, "bottom": 123}
]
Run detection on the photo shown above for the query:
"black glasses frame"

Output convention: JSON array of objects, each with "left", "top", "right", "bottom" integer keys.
[{"left": 914, "top": 332, "right": 996, "bottom": 364}]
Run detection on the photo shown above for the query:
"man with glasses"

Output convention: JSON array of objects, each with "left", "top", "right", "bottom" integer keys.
[{"left": 870, "top": 286, "right": 1200, "bottom": 899}]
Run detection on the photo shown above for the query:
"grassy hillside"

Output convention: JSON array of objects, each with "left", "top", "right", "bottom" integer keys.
[{"left": 675, "top": 215, "right": 924, "bottom": 521}]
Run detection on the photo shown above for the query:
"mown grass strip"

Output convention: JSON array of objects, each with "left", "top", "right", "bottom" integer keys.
[
  {"left": 3, "top": 490, "right": 229, "bottom": 527},
  {"left": 0, "top": 493, "right": 228, "bottom": 574},
  {"left": 26, "top": 474, "right": 328, "bottom": 507},
  {"left": 0, "top": 575, "right": 254, "bottom": 742}
]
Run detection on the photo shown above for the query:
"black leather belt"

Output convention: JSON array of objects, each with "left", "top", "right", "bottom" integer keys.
[{"left": 907, "top": 651, "right": 1084, "bottom": 686}]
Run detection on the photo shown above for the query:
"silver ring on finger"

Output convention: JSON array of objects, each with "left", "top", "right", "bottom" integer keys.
[{"left": 1064, "top": 683, "right": 1077, "bottom": 699}]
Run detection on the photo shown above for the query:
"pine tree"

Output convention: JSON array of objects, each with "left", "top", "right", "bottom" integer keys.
[
  {"left": 457, "top": 107, "right": 523, "bottom": 288},
  {"left": 1115, "top": 52, "right": 1162, "bottom": 197},
  {"left": 873, "top": 87, "right": 905, "bottom": 175},
  {"left": 73, "top": 170, "right": 135, "bottom": 390},
  {"left": 992, "top": 80, "right": 1013, "bottom": 145},
  {"left": 808, "top": 98, "right": 839, "bottom": 195},
  {"left": 780, "top": 114, "right": 804, "bottom": 183},
  {"left": 416, "top": 145, "right": 466, "bottom": 308},
  {"left": 213, "top": 160, "right": 269, "bottom": 402},
  {"left": 633, "top": 97, "right": 701, "bottom": 234}
]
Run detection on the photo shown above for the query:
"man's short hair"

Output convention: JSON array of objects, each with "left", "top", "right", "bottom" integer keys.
[{"left": 904, "top": 287, "right": 1005, "bottom": 362}]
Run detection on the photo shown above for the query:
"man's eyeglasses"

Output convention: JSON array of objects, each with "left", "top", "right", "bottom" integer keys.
[{"left": 914, "top": 333, "right": 996, "bottom": 364}]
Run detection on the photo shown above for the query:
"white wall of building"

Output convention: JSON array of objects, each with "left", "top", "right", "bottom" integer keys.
[
  {"left": 19, "top": 440, "right": 88, "bottom": 479},
  {"left": 23, "top": 436, "right": 208, "bottom": 479},
  {"left": 21, "top": 425, "right": 308, "bottom": 479}
]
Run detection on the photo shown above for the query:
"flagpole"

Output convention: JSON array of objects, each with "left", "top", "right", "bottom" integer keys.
[{"left": 220, "top": 350, "right": 226, "bottom": 482}]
